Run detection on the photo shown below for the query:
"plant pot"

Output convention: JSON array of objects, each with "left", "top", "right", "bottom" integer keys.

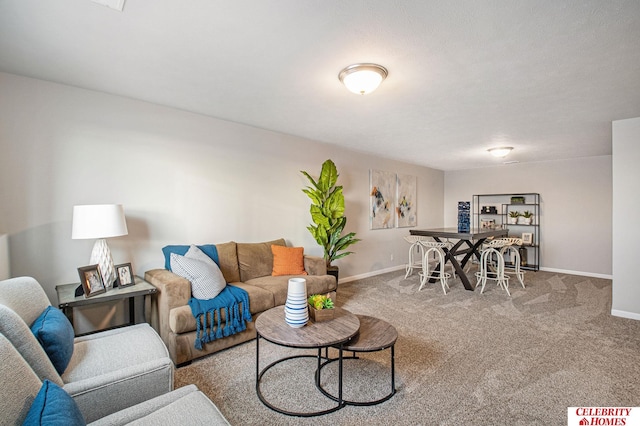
[
  {"left": 327, "top": 265, "right": 339, "bottom": 283},
  {"left": 308, "top": 304, "right": 334, "bottom": 322},
  {"left": 509, "top": 217, "right": 518, "bottom": 224}
]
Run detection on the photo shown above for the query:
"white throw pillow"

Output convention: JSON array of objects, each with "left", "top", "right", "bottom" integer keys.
[{"left": 170, "top": 245, "right": 226, "bottom": 300}]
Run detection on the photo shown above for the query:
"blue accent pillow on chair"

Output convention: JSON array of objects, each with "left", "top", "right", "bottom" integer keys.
[
  {"left": 30, "top": 306, "right": 75, "bottom": 375},
  {"left": 23, "top": 380, "right": 85, "bottom": 426}
]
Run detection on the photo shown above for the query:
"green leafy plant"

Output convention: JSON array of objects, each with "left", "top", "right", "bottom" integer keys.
[
  {"left": 521, "top": 210, "right": 533, "bottom": 218},
  {"left": 301, "top": 159, "right": 360, "bottom": 267},
  {"left": 509, "top": 211, "right": 521, "bottom": 218},
  {"left": 308, "top": 294, "right": 334, "bottom": 310}
]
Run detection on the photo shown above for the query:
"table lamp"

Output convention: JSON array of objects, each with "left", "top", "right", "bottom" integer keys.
[{"left": 72, "top": 204, "right": 128, "bottom": 289}]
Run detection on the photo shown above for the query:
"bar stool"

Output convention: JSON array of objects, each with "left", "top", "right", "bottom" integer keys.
[
  {"left": 417, "top": 240, "right": 452, "bottom": 294},
  {"left": 403, "top": 235, "right": 427, "bottom": 279},
  {"left": 497, "top": 237, "right": 526, "bottom": 288},
  {"left": 475, "top": 239, "right": 510, "bottom": 295}
]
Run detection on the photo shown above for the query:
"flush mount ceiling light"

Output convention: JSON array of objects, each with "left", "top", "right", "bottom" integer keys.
[
  {"left": 488, "top": 147, "right": 514, "bottom": 158},
  {"left": 338, "top": 63, "right": 388, "bottom": 95}
]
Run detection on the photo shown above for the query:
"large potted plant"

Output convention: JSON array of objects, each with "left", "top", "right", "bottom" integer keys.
[{"left": 301, "top": 159, "right": 360, "bottom": 281}]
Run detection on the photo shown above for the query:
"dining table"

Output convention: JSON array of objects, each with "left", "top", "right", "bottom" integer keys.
[{"left": 409, "top": 227, "right": 508, "bottom": 291}]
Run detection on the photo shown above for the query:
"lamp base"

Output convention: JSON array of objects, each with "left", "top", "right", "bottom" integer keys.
[{"left": 90, "top": 238, "right": 116, "bottom": 289}]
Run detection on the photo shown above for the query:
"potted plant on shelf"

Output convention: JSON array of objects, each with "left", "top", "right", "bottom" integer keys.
[
  {"left": 521, "top": 210, "right": 534, "bottom": 225},
  {"left": 508, "top": 211, "right": 520, "bottom": 224},
  {"left": 301, "top": 159, "right": 360, "bottom": 282},
  {"left": 308, "top": 293, "right": 334, "bottom": 322}
]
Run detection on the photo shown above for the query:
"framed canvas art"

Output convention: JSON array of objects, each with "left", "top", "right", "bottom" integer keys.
[
  {"left": 396, "top": 173, "right": 417, "bottom": 227},
  {"left": 370, "top": 169, "right": 396, "bottom": 229}
]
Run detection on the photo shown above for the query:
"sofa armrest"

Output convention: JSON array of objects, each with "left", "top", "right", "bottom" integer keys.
[
  {"left": 304, "top": 255, "right": 327, "bottom": 276},
  {"left": 144, "top": 269, "right": 191, "bottom": 363}
]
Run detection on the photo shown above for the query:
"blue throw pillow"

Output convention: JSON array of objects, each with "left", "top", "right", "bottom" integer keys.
[
  {"left": 30, "top": 306, "right": 74, "bottom": 375},
  {"left": 162, "top": 244, "right": 219, "bottom": 271},
  {"left": 22, "top": 380, "right": 85, "bottom": 426}
]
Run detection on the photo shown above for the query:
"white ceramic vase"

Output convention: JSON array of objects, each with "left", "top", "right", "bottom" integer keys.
[{"left": 284, "top": 278, "right": 308, "bottom": 328}]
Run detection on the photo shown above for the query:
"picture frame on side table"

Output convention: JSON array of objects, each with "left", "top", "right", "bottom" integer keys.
[
  {"left": 115, "top": 263, "right": 135, "bottom": 288},
  {"left": 521, "top": 232, "right": 533, "bottom": 246},
  {"left": 78, "top": 264, "right": 106, "bottom": 297}
]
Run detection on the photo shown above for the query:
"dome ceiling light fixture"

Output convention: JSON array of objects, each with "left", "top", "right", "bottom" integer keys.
[
  {"left": 488, "top": 147, "right": 514, "bottom": 158},
  {"left": 338, "top": 63, "right": 388, "bottom": 95}
]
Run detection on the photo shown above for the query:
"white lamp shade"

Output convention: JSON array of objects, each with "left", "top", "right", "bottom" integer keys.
[{"left": 72, "top": 204, "right": 128, "bottom": 239}]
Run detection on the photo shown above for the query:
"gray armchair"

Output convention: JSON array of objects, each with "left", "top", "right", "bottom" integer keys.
[
  {"left": 0, "top": 333, "right": 230, "bottom": 425},
  {"left": 0, "top": 277, "right": 174, "bottom": 422}
]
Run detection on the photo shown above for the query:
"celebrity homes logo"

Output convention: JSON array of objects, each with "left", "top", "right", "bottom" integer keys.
[{"left": 568, "top": 407, "right": 639, "bottom": 425}]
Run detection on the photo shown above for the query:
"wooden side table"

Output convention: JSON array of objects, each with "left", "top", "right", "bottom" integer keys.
[{"left": 56, "top": 276, "right": 157, "bottom": 336}]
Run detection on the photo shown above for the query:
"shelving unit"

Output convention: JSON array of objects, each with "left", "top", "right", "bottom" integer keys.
[{"left": 472, "top": 193, "right": 540, "bottom": 271}]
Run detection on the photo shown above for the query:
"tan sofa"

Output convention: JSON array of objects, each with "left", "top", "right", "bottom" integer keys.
[{"left": 145, "top": 238, "right": 337, "bottom": 366}]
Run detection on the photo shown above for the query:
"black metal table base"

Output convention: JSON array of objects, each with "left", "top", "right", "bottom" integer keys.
[
  {"left": 315, "top": 345, "right": 396, "bottom": 406},
  {"left": 255, "top": 334, "right": 346, "bottom": 417}
]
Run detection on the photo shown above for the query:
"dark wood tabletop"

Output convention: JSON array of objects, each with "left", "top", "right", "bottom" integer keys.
[
  {"left": 410, "top": 227, "right": 508, "bottom": 239},
  {"left": 255, "top": 306, "right": 360, "bottom": 348}
]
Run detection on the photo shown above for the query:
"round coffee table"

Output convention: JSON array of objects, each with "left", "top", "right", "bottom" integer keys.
[
  {"left": 317, "top": 315, "right": 398, "bottom": 406},
  {"left": 255, "top": 306, "right": 360, "bottom": 417}
]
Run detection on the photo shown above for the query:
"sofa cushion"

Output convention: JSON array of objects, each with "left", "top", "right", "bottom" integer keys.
[
  {"left": 271, "top": 245, "right": 308, "bottom": 276},
  {"left": 23, "top": 380, "right": 85, "bottom": 426},
  {"left": 215, "top": 241, "right": 240, "bottom": 283},
  {"left": 169, "top": 283, "right": 274, "bottom": 334},
  {"left": 30, "top": 306, "right": 75, "bottom": 375},
  {"left": 170, "top": 246, "right": 226, "bottom": 300},
  {"left": 162, "top": 244, "right": 219, "bottom": 271},
  {"left": 245, "top": 274, "right": 337, "bottom": 306},
  {"left": 237, "top": 239, "right": 285, "bottom": 282}
]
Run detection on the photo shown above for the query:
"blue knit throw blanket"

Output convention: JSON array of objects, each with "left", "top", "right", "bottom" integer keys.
[{"left": 188, "top": 285, "right": 252, "bottom": 350}]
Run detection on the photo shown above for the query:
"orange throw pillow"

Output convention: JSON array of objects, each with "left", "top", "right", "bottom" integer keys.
[{"left": 271, "top": 245, "right": 308, "bottom": 276}]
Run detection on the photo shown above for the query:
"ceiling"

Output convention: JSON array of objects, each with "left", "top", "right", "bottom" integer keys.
[{"left": 1, "top": 0, "right": 639, "bottom": 171}]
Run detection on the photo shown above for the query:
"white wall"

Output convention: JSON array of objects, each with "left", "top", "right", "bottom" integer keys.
[
  {"left": 444, "top": 156, "right": 612, "bottom": 277},
  {"left": 0, "top": 72, "right": 444, "bottom": 331},
  {"left": 612, "top": 117, "right": 640, "bottom": 319}
]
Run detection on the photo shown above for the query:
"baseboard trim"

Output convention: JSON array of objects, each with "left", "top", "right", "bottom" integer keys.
[
  {"left": 539, "top": 267, "right": 612, "bottom": 280},
  {"left": 340, "top": 265, "right": 612, "bottom": 284},
  {"left": 611, "top": 310, "right": 640, "bottom": 321},
  {"left": 339, "top": 265, "right": 405, "bottom": 284}
]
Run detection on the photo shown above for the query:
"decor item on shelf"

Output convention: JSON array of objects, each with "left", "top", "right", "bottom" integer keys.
[
  {"left": 518, "top": 246, "right": 528, "bottom": 266},
  {"left": 520, "top": 210, "right": 534, "bottom": 225},
  {"left": 510, "top": 196, "right": 525, "bottom": 204},
  {"left": 458, "top": 201, "right": 470, "bottom": 232},
  {"left": 308, "top": 293, "right": 335, "bottom": 322},
  {"left": 508, "top": 211, "right": 521, "bottom": 224},
  {"left": 338, "top": 63, "right": 388, "bottom": 95},
  {"left": 481, "top": 206, "right": 497, "bottom": 214},
  {"left": 481, "top": 219, "right": 496, "bottom": 229},
  {"left": 521, "top": 232, "right": 533, "bottom": 245},
  {"left": 488, "top": 147, "right": 513, "bottom": 158},
  {"left": 284, "top": 278, "right": 309, "bottom": 328},
  {"left": 301, "top": 160, "right": 360, "bottom": 280},
  {"left": 72, "top": 204, "right": 128, "bottom": 289}
]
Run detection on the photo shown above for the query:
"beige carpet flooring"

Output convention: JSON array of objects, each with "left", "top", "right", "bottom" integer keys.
[{"left": 175, "top": 268, "right": 640, "bottom": 425}]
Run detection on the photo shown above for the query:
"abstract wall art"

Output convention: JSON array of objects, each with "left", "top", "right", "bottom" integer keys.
[
  {"left": 396, "top": 173, "right": 417, "bottom": 227},
  {"left": 369, "top": 169, "right": 396, "bottom": 229}
]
